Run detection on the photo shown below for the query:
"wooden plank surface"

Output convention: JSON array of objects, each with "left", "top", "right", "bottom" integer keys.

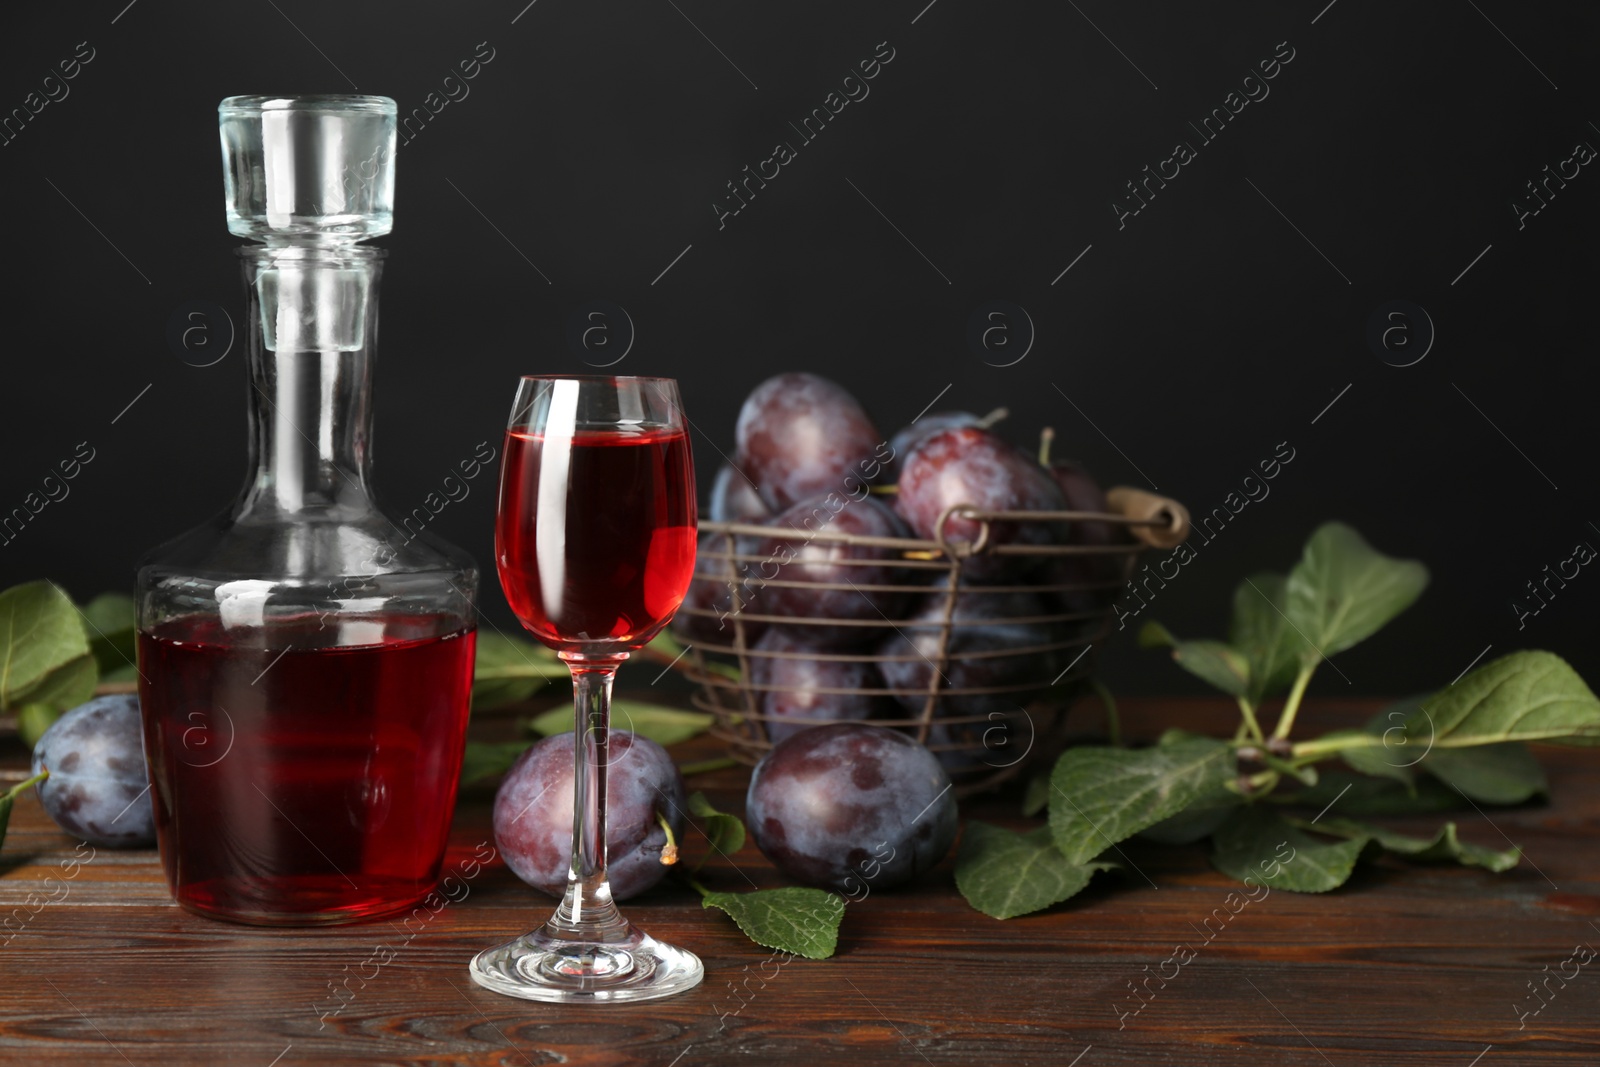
[{"left": 2, "top": 697, "right": 1598, "bottom": 1066}]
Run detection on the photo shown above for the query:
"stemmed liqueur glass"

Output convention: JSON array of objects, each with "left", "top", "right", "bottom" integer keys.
[{"left": 470, "top": 376, "right": 702, "bottom": 1003}]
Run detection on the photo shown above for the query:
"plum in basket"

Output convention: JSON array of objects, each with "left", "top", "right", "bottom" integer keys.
[
  {"left": 735, "top": 373, "right": 888, "bottom": 512},
  {"left": 893, "top": 426, "right": 1067, "bottom": 583},
  {"left": 748, "top": 628, "right": 897, "bottom": 743},
  {"left": 745, "top": 494, "right": 911, "bottom": 647}
]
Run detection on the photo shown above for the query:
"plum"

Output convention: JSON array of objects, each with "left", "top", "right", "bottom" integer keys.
[
  {"left": 31, "top": 694, "right": 155, "bottom": 848},
  {"left": 883, "top": 408, "right": 1007, "bottom": 483},
  {"left": 888, "top": 412, "right": 986, "bottom": 469},
  {"left": 709, "top": 461, "right": 771, "bottom": 524},
  {"left": 493, "top": 730, "right": 685, "bottom": 901},
  {"left": 893, "top": 426, "right": 1067, "bottom": 583},
  {"left": 1045, "top": 455, "right": 1114, "bottom": 547},
  {"left": 1041, "top": 451, "right": 1130, "bottom": 613},
  {"left": 746, "top": 723, "right": 957, "bottom": 892},
  {"left": 745, "top": 495, "right": 911, "bottom": 646},
  {"left": 735, "top": 373, "right": 889, "bottom": 512},
  {"left": 877, "top": 585, "right": 1066, "bottom": 721},
  {"left": 748, "top": 629, "right": 896, "bottom": 743},
  {"left": 670, "top": 533, "right": 767, "bottom": 646}
]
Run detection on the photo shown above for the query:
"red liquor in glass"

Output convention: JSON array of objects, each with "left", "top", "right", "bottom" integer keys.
[
  {"left": 137, "top": 616, "right": 475, "bottom": 923},
  {"left": 496, "top": 427, "right": 696, "bottom": 651},
  {"left": 471, "top": 375, "right": 703, "bottom": 1004}
]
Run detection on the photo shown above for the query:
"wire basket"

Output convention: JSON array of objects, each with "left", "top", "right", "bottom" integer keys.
[{"left": 683, "top": 487, "right": 1192, "bottom": 795}]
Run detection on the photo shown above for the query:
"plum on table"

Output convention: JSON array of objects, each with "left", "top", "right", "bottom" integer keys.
[
  {"left": 493, "top": 730, "right": 685, "bottom": 901},
  {"left": 745, "top": 723, "right": 957, "bottom": 892},
  {"left": 31, "top": 694, "right": 155, "bottom": 848}
]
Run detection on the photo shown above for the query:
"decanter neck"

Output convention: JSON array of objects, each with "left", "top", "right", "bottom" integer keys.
[{"left": 238, "top": 244, "right": 383, "bottom": 516}]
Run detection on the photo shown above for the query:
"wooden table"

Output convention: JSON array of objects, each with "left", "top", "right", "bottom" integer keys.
[{"left": 3, "top": 697, "right": 1597, "bottom": 1066}]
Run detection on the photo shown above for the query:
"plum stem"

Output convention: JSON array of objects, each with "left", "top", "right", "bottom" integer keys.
[
  {"left": 978, "top": 406, "right": 1010, "bottom": 429},
  {"left": 4, "top": 769, "right": 48, "bottom": 801},
  {"left": 1288, "top": 732, "right": 1386, "bottom": 761},
  {"left": 1236, "top": 697, "right": 1265, "bottom": 743},
  {"left": 656, "top": 810, "right": 679, "bottom": 866},
  {"left": 677, "top": 757, "right": 739, "bottom": 777},
  {"left": 1038, "top": 426, "right": 1055, "bottom": 466},
  {"left": 685, "top": 875, "right": 712, "bottom": 899},
  {"left": 1271, "top": 660, "right": 1318, "bottom": 741},
  {"left": 1227, "top": 769, "right": 1278, "bottom": 796},
  {"left": 1090, "top": 679, "right": 1120, "bottom": 747},
  {"left": 869, "top": 483, "right": 899, "bottom": 495}
]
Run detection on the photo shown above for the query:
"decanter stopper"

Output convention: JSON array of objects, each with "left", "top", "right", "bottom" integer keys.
[{"left": 219, "top": 94, "right": 396, "bottom": 240}]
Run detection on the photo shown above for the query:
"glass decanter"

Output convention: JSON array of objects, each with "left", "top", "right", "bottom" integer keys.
[{"left": 135, "top": 95, "right": 478, "bottom": 926}]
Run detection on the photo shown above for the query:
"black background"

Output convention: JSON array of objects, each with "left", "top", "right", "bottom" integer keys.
[{"left": 1, "top": 1, "right": 1594, "bottom": 697}]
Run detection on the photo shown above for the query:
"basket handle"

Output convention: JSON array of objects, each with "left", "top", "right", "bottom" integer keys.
[{"left": 1106, "top": 487, "right": 1190, "bottom": 549}]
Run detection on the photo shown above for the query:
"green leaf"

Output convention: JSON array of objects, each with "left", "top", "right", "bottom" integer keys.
[
  {"left": 1229, "top": 573, "right": 1302, "bottom": 703},
  {"left": 1169, "top": 641, "right": 1250, "bottom": 697},
  {"left": 1139, "top": 622, "right": 1250, "bottom": 697},
  {"left": 1021, "top": 772, "right": 1049, "bottom": 818},
  {"left": 80, "top": 593, "right": 137, "bottom": 674},
  {"left": 471, "top": 631, "right": 565, "bottom": 710},
  {"left": 0, "top": 581, "right": 91, "bottom": 711},
  {"left": 1134, "top": 798, "right": 1242, "bottom": 845},
  {"left": 1284, "top": 523, "right": 1428, "bottom": 663},
  {"left": 1422, "top": 742, "right": 1547, "bottom": 805},
  {"left": 1136, "top": 620, "right": 1181, "bottom": 650},
  {"left": 701, "top": 659, "right": 742, "bottom": 682},
  {"left": 644, "top": 628, "right": 687, "bottom": 659},
  {"left": 678, "top": 756, "right": 739, "bottom": 777},
  {"left": 955, "top": 822, "right": 1116, "bottom": 919},
  {"left": 1303, "top": 817, "right": 1520, "bottom": 873},
  {"left": 1254, "top": 749, "right": 1318, "bottom": 788},
  {"left": 531, "top": 701, "right": 715, "bottom": 747},
  {"left": 1211, "top": 806, "right": 1366, "bottom": 893},
  {"left": 1333, "top": 698, "right": 1432, "bottom": 789},
  {"left": 1287, "top": 771, "right": 1465, "bottom": 816},
  {"left": 686, "top": 790, "right": 746, "bottom": 858},
  {"left": 1404, "top": 651, "right": 1600, "bottom": 748},
  {"left": 13, "top": 653, "right": 98, "bottom": 715},
  {"left": 17, "top": 702, "right": 64, "bottom": 748},
  {"left": 1048, "top": 738, "right": 1234, "bottom": 865},
  {"left": 700, "top": 887, "right": 844, "bottom": 959},
  {"left": 642, "top": 628, "right": 739, "bottom": 682},
  {"left": 0, "top": 771, "right": 49, "bottom": 852},
  {"left": 99, "top": 663, "right": 140, "bottom": 685},
  {"left": 458, "top": 740, "right": 533, "bottom": 786},
  {"left": 1156, "top": 728, "right": 1215, "bottom": 746}
]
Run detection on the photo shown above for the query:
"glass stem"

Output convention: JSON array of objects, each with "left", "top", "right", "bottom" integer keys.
[{"left": 551, "top": 652, "right": 630, "bottom": 940}]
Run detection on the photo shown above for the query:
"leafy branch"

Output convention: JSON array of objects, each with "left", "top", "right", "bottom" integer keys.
[{"left": 956, "top": 521, "right": 1600, "bottom": 918}]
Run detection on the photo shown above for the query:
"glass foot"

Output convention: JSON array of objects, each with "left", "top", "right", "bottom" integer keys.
[{"left": 469, "top": 924, "right": 703, "bottom": 1003}]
